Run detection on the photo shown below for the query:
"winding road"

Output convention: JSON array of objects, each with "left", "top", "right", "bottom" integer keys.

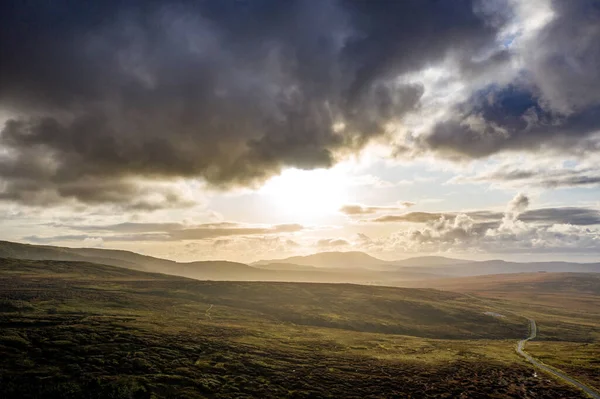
[{"left": 516, "top": 318, "right": 600, "bottom": 399}]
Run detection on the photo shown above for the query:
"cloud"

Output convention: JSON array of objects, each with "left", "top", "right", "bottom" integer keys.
[
  {"left": 371, "top": 212, "right": 444, "bottom": 223},
  {"left": 452, "top": 165, "right": 600, "bottom": 189},
  {"left": 0, "top": 0, "right": 506, "bottom": 207},
  {"left": 0, "top": 174, "right": 201, "bottom": 210},
  {"left": 339, "top": 201, "right": 414, "bottom": 216},
  {"left": 365, "top": 199, "right": 600, "bottom": 227},
  {"left": 361, "top": 193, "right": 600, "bottom": 254},
  {"left": 507, "top": 192, "right": 529, "bottom": 216},
  {"left": 369, "top": 211, "right": 501, "bottom": 224},
  {"left": 25, "top": 221, "right": 305, "bottom": 243},
  {"left": 316, "top": 238, "right": 350, "bottom": 248},
  {"left": 520, "top": 208, "right": 600, "bottom": 226},
  {"left": 410, "top": 1, "right": 600, "bottom": 161}
]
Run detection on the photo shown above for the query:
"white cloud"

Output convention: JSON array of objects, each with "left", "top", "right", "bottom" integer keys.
[{"left": 353, "top": 193, "right": 600, "bottom": 255}]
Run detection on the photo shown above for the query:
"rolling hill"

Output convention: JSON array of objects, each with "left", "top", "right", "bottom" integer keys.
[
  {"left": 1, "top": 240, "right": 599, "bottom": 285},
  {"left": 0, "top": 256, "right": 588, "bottom": 398},
  {"left": 400, "top": 272, "right": 600, "bottom": 294},
  {"left": 0, "top": 256, "right": 527, "bottom": 340}
]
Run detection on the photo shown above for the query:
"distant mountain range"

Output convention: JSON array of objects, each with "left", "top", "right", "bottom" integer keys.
[
  {"left": 252, "top": 251, "right": 389, "bottom": 269},
  {"left": 395, "top": 260, "right": 600, "bottom": 277},
  {"left": 1, "top": 240, "right": 599, "bottom": 284},
  {"left": 252, "top": 251, "right": 471, "bottom": 269}
]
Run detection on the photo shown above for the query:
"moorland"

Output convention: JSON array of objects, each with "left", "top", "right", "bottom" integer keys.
[{"left": 0, "top": 240, "right": 599, "bottom": 398}]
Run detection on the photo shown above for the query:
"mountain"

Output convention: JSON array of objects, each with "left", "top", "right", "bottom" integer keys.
[
  {"left": 0, "top": 241, "right": 435, "bottom": 283},
  {"left": 392, "top": 256, "right": 474, "bottom": 267},
  {"left": 0, "top": 240, "right": 448, "bottom": 284},
  {"left": 254, "top": 252, "right": 476, "bottom": 270},
  {"left": 253, "top": 251, "right": 388, "bottom": 269},
  {"left": 0, "top": 240, "right": 155, "bottom": 271},
  {"left": 2, "top": 240, "right": 599, "bottom": 283},
  {"left": 0, "top": 240, "right": 251, "bottom": 279}
]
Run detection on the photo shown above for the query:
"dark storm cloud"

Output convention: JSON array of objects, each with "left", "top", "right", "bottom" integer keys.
[
  {"left": 0, "top": 0, "right": 504, "bottom": 206},
  {"left": 0, "top": 178, "right": 196, "bottom": 210},
  {"left": 420, "top": 86, "right": 600, "bottom": 159},
  {"left": 417, "top": 1, "right": 600, "bottom": 159}
]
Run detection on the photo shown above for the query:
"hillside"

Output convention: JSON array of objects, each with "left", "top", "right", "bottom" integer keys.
[
  {"left": 0, "top": 240, "right": 173, "bottom": 272},
  {"left": 0, "top": 257, "right": 525, "bottom": 339},
  {"left": 1, "top": 256, "right": 587, "bottom": 398},
  {"left": 401, "top": 272, "right": 600, "bottom": 295},
  {"left": 0, "top": 259, "right": 580, "bottom": 399},
  {"left": 0, "top": 240, "right": 270, "bottom": 281},
  {"left": 399, "top": 271, "right": 600, "bottom": 391}
]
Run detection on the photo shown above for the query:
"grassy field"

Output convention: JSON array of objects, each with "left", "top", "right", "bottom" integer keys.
[
  {"left": 0, "top": 258, "right": 589, "bottom": 398},
  {"left": 527, "top": 341, "right": 600, "bottom": 392},
  {"left": 402, "top": 272, "right": 600, "bottom": 393}
]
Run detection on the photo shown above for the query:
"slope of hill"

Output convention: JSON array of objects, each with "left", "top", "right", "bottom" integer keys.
[
  {"left": 0, "top": 240, "right": 263, "bottom": 280},
  {"left": 0, "top": 240, "right": 170, "bottom": 272},
  {"left": 0, "top": 257, "right": 527, "bottom": 339},
  {"left": 400, "top": 271, "right": 600, "bottom": 341},
  {"left": 401, "top": 272, "right": 600, "bottom": 294},
  {"left": 400, "top": 271, "right": 600, "bottom": 391}
]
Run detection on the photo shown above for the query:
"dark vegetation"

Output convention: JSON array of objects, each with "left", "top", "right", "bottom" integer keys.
[{"left": 0, "top": 257, "right": 588, "bottom": 398}]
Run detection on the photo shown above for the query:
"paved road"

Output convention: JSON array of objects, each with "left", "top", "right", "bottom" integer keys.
[{"left": 516, "top": 318, "right": 600, "bottom": 399}]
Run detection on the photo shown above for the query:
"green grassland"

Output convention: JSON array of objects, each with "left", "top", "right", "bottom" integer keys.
[
  {"left": 405, "top": 272, "right": 600, "bottom": 393},
  {"left": 527, "top": 341, "right": 600, "bottom": 393},
  {"left": 0, "top": 258, "right": 588, "bottom": 398}
]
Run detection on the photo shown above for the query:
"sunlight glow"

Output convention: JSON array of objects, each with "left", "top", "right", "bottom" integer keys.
[{"left": 259, "top": 168, "right": 350, "bottom": 222}]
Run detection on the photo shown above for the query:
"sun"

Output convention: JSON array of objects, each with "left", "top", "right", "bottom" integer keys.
[{"left": 259, "top": 168, "right": 349, "bottom": 222}]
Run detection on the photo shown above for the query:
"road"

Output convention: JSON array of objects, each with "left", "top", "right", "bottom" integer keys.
[{"left": 516, "top": 318, "right": 600, "bottom": 399}]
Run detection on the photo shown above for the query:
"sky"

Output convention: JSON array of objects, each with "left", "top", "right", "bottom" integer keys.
[{"left": 1, "top": 0, "right": 600, "bottom": 263}]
